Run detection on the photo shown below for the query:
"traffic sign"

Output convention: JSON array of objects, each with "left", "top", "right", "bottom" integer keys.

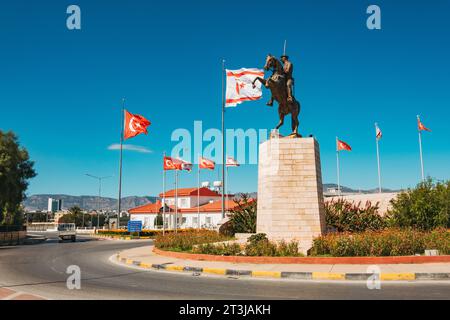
[{"left": 127, "top": 220, "right": 142, "bottom": 233}]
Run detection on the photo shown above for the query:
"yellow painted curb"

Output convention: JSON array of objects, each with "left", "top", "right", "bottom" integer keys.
[
  {"left": 125, "top": 259, "right": 134, "bottom": 265},
  {"left": 252, "top": 270, "right": 282, "bottom": 278},
  {"left": 203, "top": 268, "right": 226, "bottom": 275},
  {"left": 139, "top": 262, "right": 152, "bottom": 269},
  {"left": 165, "top": 265, "right": 184, "bottom": 272},
  {"left": 380, "top": 273, "right": 415, "bottom": 281},
  {"left": 312, "top": 272, "right": 345, "bottom": 280}
]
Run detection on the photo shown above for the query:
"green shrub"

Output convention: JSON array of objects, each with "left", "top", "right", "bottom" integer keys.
[
  {"left": 193, "top": 236, "right": 303, "bottom": 257},
  {"left": 325, "top": 199, "right": 387, "bottom": 232},
  {"left": 388, "top": 178, "right": 450, "bottom": 230},
  {"left": 193, "top": 243, "right": 242, "bottom": 256},
  {"left": 154, "top": 229, "right": 231, "bottom": 252},
  {"left": 248, "top": 233, "right": 268, "bottom": 244},
  {"left": 227, "top": 194, "right": 257, "bottom": 234},
  {"left": 310, "top": 228, "right": 450, "bottom": 257}
]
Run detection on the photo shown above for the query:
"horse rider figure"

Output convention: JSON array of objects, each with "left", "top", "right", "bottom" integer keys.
[{"left": 266, "top": 54, "right": 294, "bottom": 106}]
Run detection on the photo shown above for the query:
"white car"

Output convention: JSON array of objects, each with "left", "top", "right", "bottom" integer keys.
[{"left": 57, "top": 223, "right": 76, "bottom": 242}]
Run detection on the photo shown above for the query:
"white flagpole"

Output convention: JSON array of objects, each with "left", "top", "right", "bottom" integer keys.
[
  {"left": 375, "top": 123, "right": 382, "bottom": 193},
  {"left": 418, "top": 116, "right": 425, "bottom": 181},
  {"left": 175, "top": 169, "right": 178, "bottom": 233},
  {"left": 197, "top": 154, "right": 200, "bottom": 230},
  {"left": 117, "top": 98, "right": 125, "bottom": 229},
  {"left": 336, "top": 137, "right": 341, "bottom": 196},
  {"left": 221, "top": 59, "right": 226, "bottom": 220},
  {"left": 226, "top": 165, "right": 229, "bottom": 211},
  {"left": 162, "top": 152, "right": 166, "bottom": 235}
]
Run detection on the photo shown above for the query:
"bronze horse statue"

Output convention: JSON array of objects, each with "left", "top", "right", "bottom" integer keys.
[{"left": 253, "top": 54, "right": 301, "bottom": 136}]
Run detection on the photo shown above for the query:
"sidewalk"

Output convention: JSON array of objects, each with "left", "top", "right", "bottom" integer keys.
[{"left": 116, "top": 246, "right": 450, "bottom": 281}]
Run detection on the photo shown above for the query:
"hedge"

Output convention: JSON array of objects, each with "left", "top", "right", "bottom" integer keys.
[{"left": 310, "top": 228, "right": 450, "bottom": 257}]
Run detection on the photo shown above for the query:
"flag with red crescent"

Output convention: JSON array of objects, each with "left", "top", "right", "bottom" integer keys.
[
  {"left": 163, "top": 156, "right": 181, "bottom": 171},
  {"left": 417, "top": 117, "right": 431, "bottom": 132},
  {"left": 199, "top": 157, "right": 215, "bottom": 170},
  {"left": 337, "top": 139, "right": 352, "bottom": 151},
  {"left": 124, "top": 110, "right": 151, "bottom": 140}
]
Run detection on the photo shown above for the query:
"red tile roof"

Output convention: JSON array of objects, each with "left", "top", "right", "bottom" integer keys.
[
  {"left": 128, "top": 200, "right": 164, "bottom": 214},
  {"left": 129, "top": 198, "right": 254, "bottom": 215},
  {"left": 159, "top": 187, "right": 220, "bottom": 198}
]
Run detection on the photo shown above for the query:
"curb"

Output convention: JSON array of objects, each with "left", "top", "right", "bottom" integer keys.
[
  {"left": 95, "top": 235, "right": 153, "bottom": 241},
  {"left": 153, "top": 247, "right": 450, "bottom": 265},
  {"left": 116, "top": 254, "right": 450, "bottom": 281}
]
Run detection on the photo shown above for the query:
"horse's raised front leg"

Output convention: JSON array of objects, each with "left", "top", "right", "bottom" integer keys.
[{"left": 252, "top": 77, "right": 268, "bottom": 88}]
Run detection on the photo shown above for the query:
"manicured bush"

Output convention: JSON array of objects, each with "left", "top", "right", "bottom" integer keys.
[
  {"left": 310, "top": 228, "right": 450, "bottom": 257},
  {"left": 388, "top": 178, "right": 450, "bottom": 230},
  {"left": 154, "top": 229, "right": 231, "bottom": 252},
  {"left": 193, "top": 242, "right": 242, "bottom": 256},
  {"left": 227, "top": 194, "right": 257, "bottom": 234},
  {"left": 325, "top": 199, "right": 387, "bottom": 232},
  {"left": 193, "top": 233, "right": 303, "bottom": 257}
]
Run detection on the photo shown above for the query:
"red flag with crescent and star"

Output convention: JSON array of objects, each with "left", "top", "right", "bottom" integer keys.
[
  {"left": 199, "top": 157, "right": 215, "bottom": 170},
  {"left": 124, "top": 110, "right": 151, "bottom": 140},
  {"left": 163, "top": 156, "right": 182, "bottom": 171},
  {"left": 337, "top": 139, "right": 352, "bottom": 151},
  {"left": 417, "top": 116, "right": 431, "bottom": 132}
]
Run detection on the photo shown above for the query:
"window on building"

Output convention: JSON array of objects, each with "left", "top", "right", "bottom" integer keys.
[
  {"left": 206, "top": 217, "right": 212, "bottom": 225},
  {"left": 193, "top": 217, "right": 198, "bottom": 225},
  {"left": 179, "top": 198, "right": 188, "bottom": 208}
]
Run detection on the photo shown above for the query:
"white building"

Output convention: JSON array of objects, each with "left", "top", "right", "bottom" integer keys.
[
  {"left": 48, "top": 198, "right": 62, "bottom": 213},
  {"left": 128, "top": 187, "right": 239, "bottom": 230}
]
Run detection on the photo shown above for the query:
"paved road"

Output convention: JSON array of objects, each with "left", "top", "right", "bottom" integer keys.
[{"left": 0, "top": 234, "right": 449, "bottom": 300}]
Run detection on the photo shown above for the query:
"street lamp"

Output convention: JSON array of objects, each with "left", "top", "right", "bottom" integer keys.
[{"left": 85, "top": 174, "right": 112, "bottom": 229}]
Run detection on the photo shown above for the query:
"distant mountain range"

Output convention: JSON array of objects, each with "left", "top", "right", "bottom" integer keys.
[
  {"left": 23, "top": 194, "right": 158, "bottom": 212},
  {"left": 24, "top": 184, "right": 398, "bottom": 212}
]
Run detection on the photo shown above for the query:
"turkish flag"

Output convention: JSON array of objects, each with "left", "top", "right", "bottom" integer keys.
[
  {"left": 124, "top": 110, "right": 151, "bottom": 140},
  {"left": 163, "top": 156, "right": 181, "bottom": 171},
  {"left": 164, "top": 157, "right": 192, "bottom": 171},
  {"left": 199, "top": 157, "right": 215, "bottom": 170},
  {"left": 418, "top": 117, "right": 431, "bottom": 132},
  {"left": 337, "top": 139, "right": 352, "bottom": 151}
]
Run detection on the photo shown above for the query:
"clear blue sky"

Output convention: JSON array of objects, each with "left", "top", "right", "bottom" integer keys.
[{"left": 1, "top": 0, "right": 449, "bottom": 198}]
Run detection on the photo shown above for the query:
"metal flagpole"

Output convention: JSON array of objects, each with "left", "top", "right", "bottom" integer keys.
[
  {"left": 221, "top": 59, "right": 226, "bottom": 219},
  {"left": 225, "top": 165, "right": 229, "bottom": 211},
  {"left": 162, "top": 151, "right": 166, "bottom": 235},
  {"left": 197, "top": 154, "right": 200, "bottom": 230},
  {"left": 418, "top": 116, "right": 425, "bottom": 181},
  {"left": 175, "top": 169, "right": 178, "bottom": 233},
  {"left": 375, "top": 123, "right": 382, "bottom": 193},
  {"left": 283, "top": 40, "right": 287, "bottom": 56},
  {"left": 336, "top": 137, "right": 341, "bottom": 196},
  {"left": 117, "top": 98, "right": 125, "bottom": 229}
]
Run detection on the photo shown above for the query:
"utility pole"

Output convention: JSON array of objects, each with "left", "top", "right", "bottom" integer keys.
[{"left": 86, "top": 174, "right": 112, "bottom": 229}]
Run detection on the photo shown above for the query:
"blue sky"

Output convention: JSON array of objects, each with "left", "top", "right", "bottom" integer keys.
[{"left": 1, "top": 0, "right": 449, "bottom": 198}]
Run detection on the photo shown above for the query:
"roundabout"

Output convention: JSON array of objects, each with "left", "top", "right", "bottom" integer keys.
[{"left": 1, "top": 234, "right": 449, "bottom": 299}]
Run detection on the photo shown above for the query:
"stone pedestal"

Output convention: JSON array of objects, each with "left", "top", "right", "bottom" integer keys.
[{"left": 256, "top": 137, "right": 326, "bottom": 254}]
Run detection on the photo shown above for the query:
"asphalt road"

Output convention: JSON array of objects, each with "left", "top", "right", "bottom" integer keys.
[{"left": 0, "top": 234, "right": 449, "bottom": 300}]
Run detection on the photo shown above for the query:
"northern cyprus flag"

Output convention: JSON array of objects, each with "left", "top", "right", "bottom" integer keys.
[{"left": 225, "top": 68, "right": 264, "bottom": 107}]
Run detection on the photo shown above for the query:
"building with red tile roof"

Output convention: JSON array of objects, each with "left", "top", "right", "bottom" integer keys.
[{"left": 128, "top": 187, "right": 239, "bottom": 229}]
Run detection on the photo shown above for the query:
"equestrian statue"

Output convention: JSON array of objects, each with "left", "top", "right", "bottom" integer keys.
[{"left": 253, "top": 54, "right": 301, "bottom": 137}]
